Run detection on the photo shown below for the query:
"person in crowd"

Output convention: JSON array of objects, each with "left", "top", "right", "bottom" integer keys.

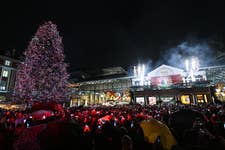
[{"left": 121, "top": 135, "right": 133, "bottom": 150}]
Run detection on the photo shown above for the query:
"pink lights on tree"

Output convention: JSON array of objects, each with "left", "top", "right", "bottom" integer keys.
[{"left": 14, "top": 21, "right": 69, "bottom": 103}]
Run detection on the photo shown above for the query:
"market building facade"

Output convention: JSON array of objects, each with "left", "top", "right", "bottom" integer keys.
[
  {"left": 69, "top": 67, "right": 133, "bottom": 106},
  {"left": 70, "top": 63, "right": 224, "bottom": 106},
  {"left": 131, "top": 64, "right": 212, "bottom": 105}
]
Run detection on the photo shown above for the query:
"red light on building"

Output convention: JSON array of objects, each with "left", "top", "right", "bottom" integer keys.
[{"left": 151, "top": 74, "right": 182, "bottom": 86}]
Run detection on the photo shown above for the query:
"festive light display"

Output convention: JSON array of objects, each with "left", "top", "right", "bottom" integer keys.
[
  {"left": 133, "top": 64, "right": 146, "bottom": 86},
  {"left": 185, "top": 56, "right": 200, "bottom": 82},
  {"left": 13, "top": 21, "right": 69, "bottom": 103}
]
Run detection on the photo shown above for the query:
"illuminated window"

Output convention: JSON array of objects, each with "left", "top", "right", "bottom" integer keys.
[
  {"left": 0, "top": 80, "right": 6, "bottom": 91},
  {"left": 181, "top": 95, "right": 190, "bottom": 104},
  {"left": 204, "top": 95, "right": 208, "bottom": 103},
  {"left": 197, "top": 95, "right": 203, "bottom": 100},
  {"left": 2, "top": 70, "right": 8, "bottom": 77},
  {"left": 0, "top": 86, "right": 5, "bottom": 90},
  {"left": 136, "top": 97, "right": 145, "bottom": 105},
  {"left": 148, "top": 97, "right": 157, "bottom": 105},
  {"left": 197, "top": 95, "right": 205, "bottom": 103},
  {"left": 5, "top": 60, "right": 11, "bottom": 66}
]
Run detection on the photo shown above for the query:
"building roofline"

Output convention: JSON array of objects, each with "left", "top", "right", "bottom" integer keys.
[
  {"left": 0, "top": 55, "right": 20, "bottom": 62},
  {"left": 200, "top": 65, "right": 225, "bottom": 70},
  {"left": 76, "top": 75, "right": 134, "bottom": 84}
]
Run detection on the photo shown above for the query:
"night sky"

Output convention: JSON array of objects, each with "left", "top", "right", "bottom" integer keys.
[{"left": 0, "top": 0, "right": 225, "bottom": 71}]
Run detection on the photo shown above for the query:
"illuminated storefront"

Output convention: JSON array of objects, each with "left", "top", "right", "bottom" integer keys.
[
  {"left": 148, "top": 97, "right": 157, "bottom": 105},
  {"left": 69, "top": 67, "right": 133, "bottom": 106},
  {"left": 180, "top": 95, "right": 191, "bottom": 105},
  {"left": 160, "top": 96, "right": 175, "bottom": 103},
  {"left": 215, "top": 83, "right": 225, "bottom": 102},
  {"left": 71, "top": 88, "right": 132, "bottom": 106},
  {"left": 136, "top": 97, "right": 145, "bottom": 105}
]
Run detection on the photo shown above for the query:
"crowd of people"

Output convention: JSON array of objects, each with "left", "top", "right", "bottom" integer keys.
[{"left": 0, "top": 102, "right": 225, "bottom": 150}]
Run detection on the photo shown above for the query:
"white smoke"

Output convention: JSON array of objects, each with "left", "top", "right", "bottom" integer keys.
[{"left": 162, "top": 41, "right": 216, "bottom": 69}]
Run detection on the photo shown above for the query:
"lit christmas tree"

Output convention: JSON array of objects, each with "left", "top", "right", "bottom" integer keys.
[{"left": 14, "top": 21, "right": 69, "bottom": 103}]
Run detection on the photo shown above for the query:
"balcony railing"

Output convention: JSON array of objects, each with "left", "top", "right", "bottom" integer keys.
[{"left": 131, "top": 80, "right": 211, "bottom": 90}]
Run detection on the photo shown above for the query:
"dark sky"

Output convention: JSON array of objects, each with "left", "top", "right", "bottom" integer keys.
[{"left": 0, "top": 0, "right": 225, "bottom": 71}]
